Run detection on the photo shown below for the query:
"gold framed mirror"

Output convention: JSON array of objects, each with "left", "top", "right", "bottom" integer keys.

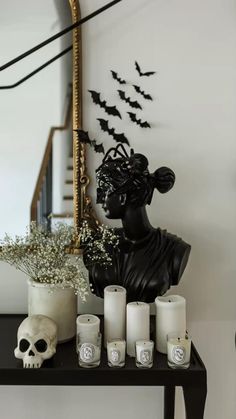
[
  {"left": 29, "top": 0, "right": 99, "bottom": 235},
  {"left": 70, "top": 0, "right": 99, "bottom": 232}
]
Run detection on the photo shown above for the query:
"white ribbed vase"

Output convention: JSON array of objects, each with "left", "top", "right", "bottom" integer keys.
[{"left": 28, "top": 281, "right": 77, "bottom": 343}]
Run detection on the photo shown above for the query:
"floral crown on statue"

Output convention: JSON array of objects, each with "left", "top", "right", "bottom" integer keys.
[{"left": 96, "top": 143, "right": 176, "bottom": 208}]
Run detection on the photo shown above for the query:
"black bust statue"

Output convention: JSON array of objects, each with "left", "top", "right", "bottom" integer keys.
[{"left": 86, "top": 144, "right": 191, "bottom": 303}]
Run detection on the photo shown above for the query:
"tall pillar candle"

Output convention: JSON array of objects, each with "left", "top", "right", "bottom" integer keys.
[
  {"left": 126, "top": 302, "right": 150, "bottom": 357},
  {"left": 155, "top": 295, "right": 186, "bottom": 354},
  {"left": 104, "top": 285, "right": 126, "bottom": 347}
]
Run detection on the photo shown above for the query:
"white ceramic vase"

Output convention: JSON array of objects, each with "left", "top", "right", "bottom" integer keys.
[{"left": 28, "top": 281, "right": 77, "bottom": 343}]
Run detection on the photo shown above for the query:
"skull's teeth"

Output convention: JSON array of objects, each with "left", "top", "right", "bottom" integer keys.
[{"left": 23, "top": 362, "right": 41, "bottom": 368}]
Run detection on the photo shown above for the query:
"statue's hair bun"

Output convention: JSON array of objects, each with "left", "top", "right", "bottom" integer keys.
[
  {"left": 153, "top": 166, "right": 175, "bottom": 193},
  {"left": 129, "top": 153, "right": 149, "bottom": 173}
]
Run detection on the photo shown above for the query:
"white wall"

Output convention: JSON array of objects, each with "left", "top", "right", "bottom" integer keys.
[{"left": 0, "top": 0, "right": 236, "bottom": 418}]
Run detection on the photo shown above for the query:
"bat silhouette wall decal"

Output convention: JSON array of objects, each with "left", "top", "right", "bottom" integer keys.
[
  {"left": 88, "top": 90, "right": 122, "bottom": 119},
  {"left": 74, "top": 129, "right": 105, "bottom": 154},
  {"left": 127, "top": 112, "right": 151, "bottom": 128},
  {"left": 97, "top": 118, "right": 130, "bottom": 146},
  {"left": 111, "top": 70, "right": 126, "bottom": 85},
  {"left": 133, "top": 84, "right": 153, "bottom": 101},
  {"left": 135, "top": 61, "right": 156, "bottom": 77},
  {"left": 118, "top": 90, "right": 142, "bottom": 110}
]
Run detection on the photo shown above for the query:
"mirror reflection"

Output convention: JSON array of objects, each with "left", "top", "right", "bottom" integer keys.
[{"left": 0, "top": 0, "right": 73, "bottom": 237}]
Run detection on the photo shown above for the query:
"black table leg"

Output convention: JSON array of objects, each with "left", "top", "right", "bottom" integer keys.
[
  {"left": 164, "top": 385, "right": 175, "bottom": 419},
  {"left": 182, "top": 385, "right": 207, "bottom": 419}
]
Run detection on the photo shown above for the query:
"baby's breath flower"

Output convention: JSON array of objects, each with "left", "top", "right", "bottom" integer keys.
[{"left": 0, "top": 221, "right": 119, "bottom": 299}]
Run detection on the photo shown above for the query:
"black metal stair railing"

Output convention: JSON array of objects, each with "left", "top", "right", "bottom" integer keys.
[
  {"left": 0, "top": 1, "right": 122, "bottom": 89},
  {"left": 31, "top": 90, "right": 72, "bottom": 230}
]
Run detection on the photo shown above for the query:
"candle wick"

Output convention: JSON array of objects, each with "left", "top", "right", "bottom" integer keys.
[{"left": 168, "top": 300, "right": 171, "bottom": 303}]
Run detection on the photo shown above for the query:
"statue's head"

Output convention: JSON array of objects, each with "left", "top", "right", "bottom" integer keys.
[{"left": 96, "top": 144, "right": 175, "bottom": 219}]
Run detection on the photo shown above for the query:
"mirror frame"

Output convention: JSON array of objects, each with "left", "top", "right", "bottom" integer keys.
[{"left": 70, "top": 0, "right": 99, "bottom": 233}]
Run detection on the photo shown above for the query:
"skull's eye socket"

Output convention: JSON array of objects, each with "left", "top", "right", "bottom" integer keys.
[
  {"left": 19, "top": 339, "right": 30, "bottom": 352},
  {"left": 35, "top": 339, "right": 47, "bottom": 353}
]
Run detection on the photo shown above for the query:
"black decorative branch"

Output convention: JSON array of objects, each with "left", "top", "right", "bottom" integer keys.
[{"left": 0, "top": 0, "right": 122, "bottom": 73}]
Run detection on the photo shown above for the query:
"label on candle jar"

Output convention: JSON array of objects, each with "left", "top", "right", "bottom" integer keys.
[
  {"left": 172, "top": 345, "right": 186, "bottom": 364},
  {"left": 80, "top": 343, "right": 96, "bottom": 363},
  {"left": 110, "top": 349, "right": 121, "bottom": 365},
  {"left": 140, "top": 349, "right": 151, "bottom": 366}
]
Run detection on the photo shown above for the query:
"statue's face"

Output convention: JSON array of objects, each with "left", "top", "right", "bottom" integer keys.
[
  {"left": 96, "top": 168, "right": 127, "bottom": 219},
  {"left": 102, "top": 190, "right": 126, "bottom": 219}
]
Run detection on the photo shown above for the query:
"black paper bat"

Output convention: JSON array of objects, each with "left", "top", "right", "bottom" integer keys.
[
  {"left": 111, "top": 70, "right": 126, "bottom": 85},
  {"left": 118, "top": 90, "right": 142, "bottom": 110},
  {"left": 97, "top": 118, "right": 130, "bottom": 146},
  {"left": 127, "top": 112, "right": 151, "bottom": 128},
  {"left": 133, "top": 85, "right": 153, "bottom": 101},
  {"left": 135, "top": 61, "right": 156, "bottom": 77},
  {"left": 88, "top": 90, "right": 122, "bottom": 119},
  {"left": 74, "top": 129, "right": 105, "bottom": 154},
  {"left": 94, "top": 142, "right": 105, "bottom": 154}
]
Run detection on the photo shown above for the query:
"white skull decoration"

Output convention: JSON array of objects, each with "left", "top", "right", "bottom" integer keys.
[{"left": 14, "top": 315, "right": 58, "bottom": 368}]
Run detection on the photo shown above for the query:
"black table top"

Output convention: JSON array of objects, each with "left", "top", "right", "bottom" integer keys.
[{"left": 0, "top": 314, "right": 206, "bottom": 386}]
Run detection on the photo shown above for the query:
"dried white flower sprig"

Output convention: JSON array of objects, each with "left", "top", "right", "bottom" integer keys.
[
  {"left": 0, "top": 222, "right": 119, "bottom": 301},
  {"left": 80, "top": 221, "right": 119, "bottom": 266}
]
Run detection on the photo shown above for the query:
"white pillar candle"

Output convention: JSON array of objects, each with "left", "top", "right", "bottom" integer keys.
[
  {"left": 104, "top": 285, "right": 126, "bottom": 348},
  {"left": 76, "top": 314, "right": 100, "bottom": 338},
  {"left": 107, "top": 340, "right": 126, "bottom": 367},
  {"left": 155, "top": 295, "right": 186, "bottom": 354},
  {"left": 126, "top": 302, "right": 150, "bottom": 357}
]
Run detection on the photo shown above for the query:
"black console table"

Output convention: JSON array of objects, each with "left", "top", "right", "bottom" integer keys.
[{"left": 0, "top": 315, "right": 207, "bottom": 419}]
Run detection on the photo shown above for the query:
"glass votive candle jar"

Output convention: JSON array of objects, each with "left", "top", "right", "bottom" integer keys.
[
  {"left": 135, "top": 340, "right": 154, "bottom": 369},
  {"left": 167, "top": 332, "right": 191, "bottom": 369},
  {"left": 107, "top": 339, "right": 126, "bottom": 368},
  {"left": 76, "top": 314, "right": 100, "bottom": 353},
  {"left": 77, "top": 332, "right": 101, "bottom": 368}
]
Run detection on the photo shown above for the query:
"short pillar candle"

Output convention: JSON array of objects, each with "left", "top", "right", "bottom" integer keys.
[
  {"left": 155, "top": 295, "right": 186, "bottom": 354},
  {"left": 76, "top": 314, "right": 100, "bottom": 351},
  {"left": 104, "top": 285, "right": 126, "bottom": 347},
  {"left": 126, "top": 302, "right": 150, "bottom": 357}
]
